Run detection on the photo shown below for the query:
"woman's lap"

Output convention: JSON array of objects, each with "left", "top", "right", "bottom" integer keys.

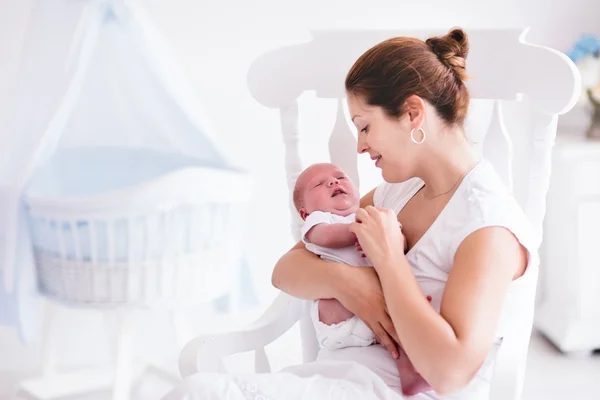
[{"left": 162, "top": 360, "right": 405, "bottom": 400}]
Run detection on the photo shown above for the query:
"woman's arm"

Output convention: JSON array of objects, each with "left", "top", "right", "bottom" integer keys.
[
  {"left": 377, "top": 226, "right": 528, "bottom": 395},
  {"left": 271, "top": 243, "right": 349, "bottom": 300}
]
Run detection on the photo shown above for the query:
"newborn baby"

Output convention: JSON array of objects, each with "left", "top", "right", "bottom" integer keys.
[{"left": 293, "top": 162, "right": 432, "bottom": 397}]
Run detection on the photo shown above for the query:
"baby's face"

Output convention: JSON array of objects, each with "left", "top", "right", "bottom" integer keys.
[{"left": 298, "top": 164, "right": 360, "bottom": 219}]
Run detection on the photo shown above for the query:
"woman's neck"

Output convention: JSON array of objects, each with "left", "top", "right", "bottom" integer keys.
[{"left": 417, "top": 133, "right": 479, "bottom": 198}]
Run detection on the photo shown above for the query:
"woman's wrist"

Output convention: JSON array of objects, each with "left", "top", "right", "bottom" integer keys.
[{"left": 374, "top": 249, "right": 408, "bottom": 273}]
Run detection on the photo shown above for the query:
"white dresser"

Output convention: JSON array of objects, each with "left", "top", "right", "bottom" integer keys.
[{"left": 535, "top": 133, "right": 600, "bottom": 354}]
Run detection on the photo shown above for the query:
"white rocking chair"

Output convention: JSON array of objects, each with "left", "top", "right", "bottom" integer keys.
[{"left": 177, "top": 28, "right": 580, "bottom": 399}]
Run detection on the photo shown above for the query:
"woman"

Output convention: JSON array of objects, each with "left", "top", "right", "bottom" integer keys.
[
  {"left": 272, "top": 27, "right": 535, "bottom": 398},
  {"left": 164, "top": 27, "right": 536, "bottom": 400}
]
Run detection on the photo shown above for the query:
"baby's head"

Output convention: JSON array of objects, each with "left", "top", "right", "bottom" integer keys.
[{"left": 293, "top": 163, "right": 360, "bottom": 221}]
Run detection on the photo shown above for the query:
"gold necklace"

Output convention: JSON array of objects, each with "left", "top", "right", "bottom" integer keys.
[{"left": 423, "top": 161, "right": 479, "bottom": 200}]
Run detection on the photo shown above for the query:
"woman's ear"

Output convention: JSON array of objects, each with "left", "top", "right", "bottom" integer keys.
[{"left": 404, "top": 95, "right": 426, "bottom": 128}]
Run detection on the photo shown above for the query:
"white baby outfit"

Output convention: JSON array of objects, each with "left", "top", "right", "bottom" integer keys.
[{"left": 301, "top": 211, "right": 375, "bottom": 349}]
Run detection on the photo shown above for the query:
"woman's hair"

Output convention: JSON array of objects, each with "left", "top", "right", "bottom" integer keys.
[{"left": 345, "top": 27, "right": 470, "bottom": 128}]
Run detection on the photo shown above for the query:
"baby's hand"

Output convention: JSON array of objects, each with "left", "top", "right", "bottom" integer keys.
[{"left": 355, "top": 241, "right": 367, "bottom": 258}]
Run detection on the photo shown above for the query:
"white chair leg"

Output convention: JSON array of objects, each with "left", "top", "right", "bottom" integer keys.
[
  {"left": 112, "top": 310, "right": 133, "bottom": 400},
  {"left": 170, "top": 310, "right": 192, "bottom": 351},
  {"left": 103, "top": 310, "right": 116, "bottom": 353},
  {"left": 299, "top": 302, "right": 318, "bottom": 363},
  {"left": 40, "top": 300, "right": 60, "bottom": 377}
]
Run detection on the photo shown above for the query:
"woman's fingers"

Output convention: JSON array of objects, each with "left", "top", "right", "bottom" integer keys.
[
  {"left": 381, "top": 316, "right": 399, "bottom": 344},
  {"left": 372, "top": 322, "right": 398, "bottom": 359},
  {"left": 355, "top": 208, "right": 369, "bottom": 223},
  {"left": 365, "top": 205, "right": 380, "bottom": 216}
]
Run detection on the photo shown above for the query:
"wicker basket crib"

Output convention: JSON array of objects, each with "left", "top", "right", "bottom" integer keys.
[{"left": 23, "top": 147, "right": 250, "bottom": 308}]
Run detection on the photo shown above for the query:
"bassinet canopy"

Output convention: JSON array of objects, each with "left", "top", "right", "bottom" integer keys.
[{"left": 0, "top": 0, "right": 245, "bottom": 343}]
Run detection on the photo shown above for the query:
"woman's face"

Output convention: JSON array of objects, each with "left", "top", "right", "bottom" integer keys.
[{"left": 347, "top": 93, "right": 419, "bottom": 183}]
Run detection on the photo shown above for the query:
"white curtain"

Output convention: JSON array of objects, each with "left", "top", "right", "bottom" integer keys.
[{"left": 0, "top": 0, "right": 239, "bottom": 343}]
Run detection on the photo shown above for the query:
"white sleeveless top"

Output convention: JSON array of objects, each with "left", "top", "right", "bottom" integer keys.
[{"left": 317, "top": 159, "right": 539, "bottom": 399}]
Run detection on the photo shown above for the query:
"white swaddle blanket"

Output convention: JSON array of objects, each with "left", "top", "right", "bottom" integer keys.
[{"left": 162, "top": 360, "right": 405, "bottom": 400}]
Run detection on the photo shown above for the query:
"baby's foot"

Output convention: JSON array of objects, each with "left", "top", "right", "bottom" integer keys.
[
  {"left": 318, "top": 299, "right": 355, "bottom": 325},
  {"left": 396, "top": 349, "right": 432, "bottom": 396}
]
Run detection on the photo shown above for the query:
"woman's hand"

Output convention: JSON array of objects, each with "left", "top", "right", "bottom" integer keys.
[
  {"left": 350, "top": 206, "right": 406, "bottom": 269},
  {"left": 336, "top": 266, "right": 400, "bottom": 359}
]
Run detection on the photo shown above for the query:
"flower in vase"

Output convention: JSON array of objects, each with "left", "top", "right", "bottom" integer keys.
[{"left": 566, "top": 34, "right": 600, "bottom": 106}]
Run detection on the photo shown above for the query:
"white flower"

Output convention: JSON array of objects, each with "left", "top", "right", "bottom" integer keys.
[{"left": 577, "top": 56, "right": 600, "bottom": 88}]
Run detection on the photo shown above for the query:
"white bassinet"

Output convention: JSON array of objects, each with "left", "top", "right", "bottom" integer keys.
[{"left": 23, "top": 147, "right": 251, "bottom": 308}]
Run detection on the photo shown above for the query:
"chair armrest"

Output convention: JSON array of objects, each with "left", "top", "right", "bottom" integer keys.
[{"left": 179, "top": 292, "right": 305, "bottom": 378}]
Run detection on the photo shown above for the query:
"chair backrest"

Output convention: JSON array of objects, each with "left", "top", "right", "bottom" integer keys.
[{"left": 246, "top": 28, "right": 580, "bottom": 398}]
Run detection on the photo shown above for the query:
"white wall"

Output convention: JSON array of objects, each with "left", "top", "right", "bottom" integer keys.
[{"left": 0, "top": 0, "right": 598, "bottom": 374}]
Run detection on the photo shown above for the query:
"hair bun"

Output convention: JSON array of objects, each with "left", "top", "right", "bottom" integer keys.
[{"left": 425, "top": 27, "right": 469, "bottom": 81}]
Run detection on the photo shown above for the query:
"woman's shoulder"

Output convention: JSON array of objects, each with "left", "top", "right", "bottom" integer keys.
[
  {"left": 460, "top": 159, "right": 526, "bottom": 218},
  {"left": 373, "top": 177, "right": 424, "bottom": 212},
  {"left": 449, "top": 159, "right": 536, "bottom": 258}
]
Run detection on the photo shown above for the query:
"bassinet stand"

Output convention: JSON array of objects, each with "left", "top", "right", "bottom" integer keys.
[
  {"left": 16, "top": 279, "right": 243, "bottom": 400},
  {"left": 14, "top": 297, "right": 206, "bottom": 400}
]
